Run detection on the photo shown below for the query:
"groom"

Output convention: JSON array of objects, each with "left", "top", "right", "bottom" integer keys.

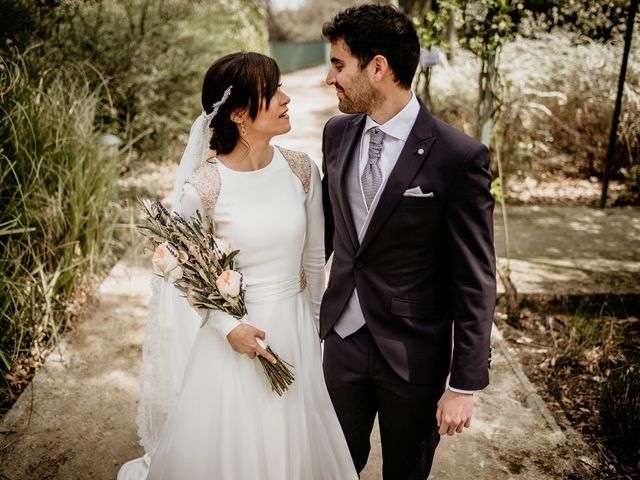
[{"left": 320, "top": 4, "right": 496, "bottom": 479}]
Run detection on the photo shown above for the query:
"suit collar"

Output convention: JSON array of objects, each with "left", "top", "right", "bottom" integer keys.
[
  {"left": 335, "top": 115, "right": 366, "bottom": 251},
  {"left": 363, "top": 93, "right": 420, "bottom": 142},
  {"left": 356, "top": 100, "right": 436, "bottom": 256}
]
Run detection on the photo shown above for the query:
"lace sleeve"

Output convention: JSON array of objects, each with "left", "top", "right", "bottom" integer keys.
[{"left": 301, "top": 161, "right": 325, "bottom": 334}]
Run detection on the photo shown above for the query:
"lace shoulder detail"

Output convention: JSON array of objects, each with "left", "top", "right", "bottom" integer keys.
[
  {"left": 276, "top": 145, "right": 311, "bottom": 193},
  {"left": 185, "top": 158, "right": 220, "bottom": 218},
  {"left": 185, "top": 147, "right": 309, "bottom": 218}
]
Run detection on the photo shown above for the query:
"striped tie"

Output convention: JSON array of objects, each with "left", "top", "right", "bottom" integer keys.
[{"left": 361, "top": 127, "right": 384, "bottom": 209}]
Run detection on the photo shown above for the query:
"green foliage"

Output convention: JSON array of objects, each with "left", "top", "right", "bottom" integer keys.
[
  {"left": 2, "top": 0, "right": 268, "bottom": 165},
  {"left": 413, "top": 1, "right": 459, "bottom": 51},
  {"left": 0, "top": 0, "right": 268, "bottom": 415},
  {"left": 407, "top": 0, "right": 634, "bottom": 44},
  {"left": 411, "top": 0, "right": 522, "bottom": 56},
  {"left": 490, "top": 176, "right": 505, "bottom": 202},
  {"left": 457, "top": 0, "right": 521, "bottom": 56},
  {"left": 0, "top": 0, "right": 72, "bottom": 54},
  {"left": 413, "top": 1, "right": 525, "bottom": 140},
  {"left": 520, "top": 0, "right": 634, "bottom": 41},
  {"left": 62, "top": 0, "right": 266, "bottom": 164},
  {"left": 413, "top": 0, "right": 637, "bottom": 146},
  {"left": 400, "top": 0, "right": 431, "bottom": 17},
  {"left": 0, "top": 55, "right": 120, "bottom": 408},
  {"left": 600, "top": 368, "right": 640, "bottom": 465}
]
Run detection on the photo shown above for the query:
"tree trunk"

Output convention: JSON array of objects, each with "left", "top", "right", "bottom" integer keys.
[
  {"left": 446, "top": 8, "right": 457, "bottom": 63},
  {"left": 476, "top": 51, "right": 496, "bottom": 143},
  {"left": 600, "top": 0, "right": 637, "bottom": 208},
  {"left": 420, "top": 65, "right": 433, "bottom": 111},
  {"left": 497, "top": 266, "right": 519, "bottom": 322}
]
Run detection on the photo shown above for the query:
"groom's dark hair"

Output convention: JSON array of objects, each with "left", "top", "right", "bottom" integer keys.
[{"left": 322, "top": 4, "right": 419, "bottom": 89}]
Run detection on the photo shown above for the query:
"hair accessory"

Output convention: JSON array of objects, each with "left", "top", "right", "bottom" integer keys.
[{"left": 204, "top": 85, "right": 233, "bottom": 124}]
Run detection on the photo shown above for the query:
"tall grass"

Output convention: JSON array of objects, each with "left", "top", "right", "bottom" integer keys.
[
  {"left": 34, "top": 0, "right": 267, "bottom": 166},
  {"left": 600, "top": 368, "right": 640, "bottom": 468},
  {"left": 0, "top": 0, "right": 268, "bottom": 416},
  {"left": 429, "top": 32, "right": 640, "bottom": 184},
  {"left": 0, "top": 57, "right": 120, "bottom": 410}
]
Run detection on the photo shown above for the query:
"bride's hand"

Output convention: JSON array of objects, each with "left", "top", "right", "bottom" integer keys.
[{"left": 226, "top": 324, "right": 277, "bottom": 364}]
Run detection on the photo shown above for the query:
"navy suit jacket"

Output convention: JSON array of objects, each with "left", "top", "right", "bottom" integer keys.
[{"left": 320, "top": 100, "right": 496, "bottom": 390}]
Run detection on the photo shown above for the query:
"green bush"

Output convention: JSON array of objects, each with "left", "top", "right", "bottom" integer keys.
[
  {"left": 0, "top": 56, "right": 120, "bottom": 407},
  {"left": 2, "top": 0, "right": 268, "bottom": 165},
  {"left": 0, "top": 2, "right": 268, "bottom": 415}
]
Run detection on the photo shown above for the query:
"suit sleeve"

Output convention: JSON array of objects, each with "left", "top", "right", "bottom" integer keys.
[
  {"left": 445, "top": 144, "right": 496, "bottom": 391},
  {"left": 302, "top": 161, "right": 325, "bottom": 334},
  {"left": 321, "top": 121, "right": 335, "bottom": 262}
]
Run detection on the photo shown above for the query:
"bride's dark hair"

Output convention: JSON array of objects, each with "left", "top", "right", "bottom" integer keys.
[{"left": 202, "top": 52, "right": 280, "bottom": 155}]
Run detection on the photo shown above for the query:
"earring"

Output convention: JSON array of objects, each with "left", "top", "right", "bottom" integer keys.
[{"left": 240, "top": 122, "right": 247, "bottom": 136}]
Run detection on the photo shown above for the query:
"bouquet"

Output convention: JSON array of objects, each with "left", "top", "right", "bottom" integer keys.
[{"left": 137, "top": 199, "right": 294, "bottom": 396}]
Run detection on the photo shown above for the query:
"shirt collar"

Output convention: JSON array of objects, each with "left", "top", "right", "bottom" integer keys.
[{"left": 363, "top": 93, "right": 419, "bottom": 142}]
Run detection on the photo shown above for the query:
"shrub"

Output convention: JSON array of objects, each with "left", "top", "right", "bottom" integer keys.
[
  {"left": 0, "top": 56, "right": 120, "bottom": 408},
  {"left": 2, "top": 0, "right": 268, "bottom": 166},
  {"left": 0, "top": 1, "right": 268, "bottom": 415},
  {"left": 600, "top": 368, "right": 640, "bottom": 467},
  {"left": 429, "top": 32, "right": 640, "bottom": 182}
]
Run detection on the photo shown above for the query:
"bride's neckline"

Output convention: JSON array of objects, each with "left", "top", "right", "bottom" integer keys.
[{"left": 215, "top": 147, "right": 278, "bottom": 174}]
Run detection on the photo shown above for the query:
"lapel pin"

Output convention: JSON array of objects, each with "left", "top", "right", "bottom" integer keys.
[{"left": 417, "top": 148, "right": 425, "bottom": 155}]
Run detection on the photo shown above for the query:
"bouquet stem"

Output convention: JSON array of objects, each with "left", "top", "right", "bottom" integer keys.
[{"left": 258, "top": 347, "right": 295, "bottom": 396}]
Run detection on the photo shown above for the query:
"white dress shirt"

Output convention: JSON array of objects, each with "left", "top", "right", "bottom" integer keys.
[{"left": 357, "top": 93, "right": 420, "bottom": 222}]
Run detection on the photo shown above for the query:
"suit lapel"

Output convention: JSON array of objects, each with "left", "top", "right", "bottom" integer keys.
[
  {"left": 356, "top": 104, "right": 436, "bottom": 256},
  {"left": 334, "top": 115, "right": 365, "bottom": 251}
]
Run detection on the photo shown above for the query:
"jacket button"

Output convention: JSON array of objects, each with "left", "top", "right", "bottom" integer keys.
[{"left": 355, "top": 261, "right": 364, "bottom": 269}]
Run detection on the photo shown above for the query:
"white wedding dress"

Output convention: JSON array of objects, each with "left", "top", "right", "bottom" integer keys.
[{"left": 118, "top": 147, "right": 357, "bottom": 479}]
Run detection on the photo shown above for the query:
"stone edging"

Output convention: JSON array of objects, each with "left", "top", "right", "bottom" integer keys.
[{"left": 491, "top": 324, "right": 564, "bottom": 435}]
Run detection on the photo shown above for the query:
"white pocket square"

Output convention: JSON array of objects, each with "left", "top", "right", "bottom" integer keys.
[{"left": 403, "top": 186, "right": 434, "bottom": 198}]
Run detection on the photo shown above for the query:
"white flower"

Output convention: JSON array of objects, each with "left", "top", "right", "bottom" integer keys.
[
  {"left": 214, "top": 237, "right": 233, "bottom": 257},
  {"left": 152, "top": 242, "right": 178, "bottom": 272},
  {"left": 152, "top": 242, "right": 184, "bottom": 283},
  {"left": 216, "top": 269, "right": 242, "bottom": 302}
]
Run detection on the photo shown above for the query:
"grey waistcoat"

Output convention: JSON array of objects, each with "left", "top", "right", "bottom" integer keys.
[{"left": 333, "top": 140, "right": 389, "bottom": 338}]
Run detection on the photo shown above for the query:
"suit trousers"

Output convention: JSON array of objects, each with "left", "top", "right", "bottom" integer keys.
[{"left": 323, "top": 325, "right": 444, "bottom": 480}]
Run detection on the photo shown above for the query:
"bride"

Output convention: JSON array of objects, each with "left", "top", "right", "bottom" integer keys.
[{"left": 118, "top": 52, "right": 358, "bottom": 479}]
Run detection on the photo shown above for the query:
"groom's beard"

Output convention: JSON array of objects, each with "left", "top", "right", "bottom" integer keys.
[{"left": 336, "top": 75, "right": 385, "bottom": 115}]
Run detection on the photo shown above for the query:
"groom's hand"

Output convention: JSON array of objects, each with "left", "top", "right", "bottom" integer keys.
[
  {"left": 436, "top": 389, "right": 474, "bottom": 436},
  {"left": 226, "top": 324, "right": 277, "bottom": 364}
]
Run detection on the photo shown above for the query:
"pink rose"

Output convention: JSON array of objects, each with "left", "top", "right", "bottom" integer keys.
[
  {"left": 216, "top": 269, "right": 242, "bottom": 302},
  {"left": 152, "top": 242, "right": 184, "bottom": 283}
]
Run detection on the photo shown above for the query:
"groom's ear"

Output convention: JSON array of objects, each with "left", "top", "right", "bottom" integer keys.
[{"left": 369, "top": 55, "right": 390, "bottom": 83}]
